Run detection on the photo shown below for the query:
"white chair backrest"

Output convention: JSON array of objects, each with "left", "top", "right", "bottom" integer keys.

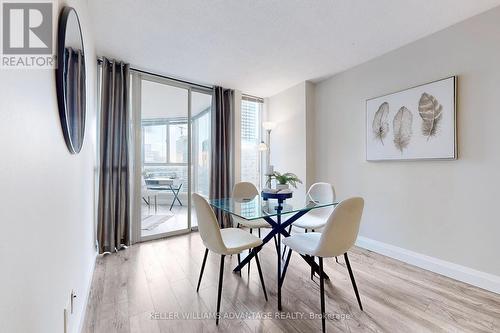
[
  {"left": 233, "top": 182, "right": 259, "bottom": 200},
  {"left": 306, "top": 182, "right": 336, "bottom": 204},
  {"left": 192, "top": 193, "right": 226, "bottom": 254},
  {"left": 316, "top": 197, "right": 364, "bottom": 257},
  {"left": 306, "top": 182, "right": 336, "bottom": 219}
]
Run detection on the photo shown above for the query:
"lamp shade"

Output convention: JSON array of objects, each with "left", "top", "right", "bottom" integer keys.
[
  {"left": 258, "top": 141, "right": 268, "bottom": 151},
  {"left": 262, "top": 121, "right": 276, "bottom": 131}
]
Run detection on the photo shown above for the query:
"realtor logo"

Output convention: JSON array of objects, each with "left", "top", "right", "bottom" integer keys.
[
  {"left": 3, "top": 2, "right": 52, "bottom": 54},
  {"left": 1, "top": 1, "right": 55, "bottom": 68}
]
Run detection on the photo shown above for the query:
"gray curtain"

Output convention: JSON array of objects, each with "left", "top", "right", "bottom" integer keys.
[
  {"left": 210, "top": 86, "right": 235, "bottom": 228},
  {"left": 64, "top": 47, "right": 86, "bottom": 151},
  {"left": 97, "top": 58, "right": 131, "bottom": 253}
]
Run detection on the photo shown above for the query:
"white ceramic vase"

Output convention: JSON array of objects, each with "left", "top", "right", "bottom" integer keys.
[{"left": 276, "top": 184, "right": 289, "bottom": 191}]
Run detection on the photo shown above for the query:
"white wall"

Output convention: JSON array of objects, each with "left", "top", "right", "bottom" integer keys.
[
  {"left": 305, "top": 81, "right": 316, "bottom": 188},
  {"left": 266, "top": 82, "right": 315, "bottom": 198},
  {"left": 0, "top": 1, "right": 97, "bottom": 332},
  {"left": 314, "top": 7, "right": 500, "bottom": 286}
]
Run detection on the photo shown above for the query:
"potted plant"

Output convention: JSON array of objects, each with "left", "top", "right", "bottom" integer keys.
[{"left": 267, "top": 171, "right": 302, "bottom": 190}]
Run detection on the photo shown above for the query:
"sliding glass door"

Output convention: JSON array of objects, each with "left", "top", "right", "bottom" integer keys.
[
  {"left": 191, "top": 92, "right": 212, "bottom": 228},
  {"left": 132, "top": 74, "right": 212, "bottom": 241}
]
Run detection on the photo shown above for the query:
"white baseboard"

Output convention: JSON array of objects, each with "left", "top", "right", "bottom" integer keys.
[
  {"left": 355, "top": 236, "right": 500, "bottom": 295},
  {"left": 78, "top": 251, "right": 98, "bottom": 333}
]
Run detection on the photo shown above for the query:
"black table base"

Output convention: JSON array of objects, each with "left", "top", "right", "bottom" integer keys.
[{"left": 232, "top": 197, "right": 330, "bottom": 311}]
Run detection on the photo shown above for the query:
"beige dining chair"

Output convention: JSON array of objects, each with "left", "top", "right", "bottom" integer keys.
[
  {"left": 232, "top": 181, "right": 271, "bottom": 235},
  {"left": 192, "top": 193, "right": 268, "bottom": 325},
  {"left": 232, "top": 182, "right": 272, "bottom": 275},
  {"left": 282, "top": 197, "right": 364, "bottom": 333},
  {"left": 293, "top": 182, "right": 336, "bottom": 232},
  {"left": 284, "top": 182, "right": 339, "bottom": 267}
]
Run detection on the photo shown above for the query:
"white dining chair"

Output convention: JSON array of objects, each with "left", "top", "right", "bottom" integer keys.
[
  {"left": 192, "top": 193, "right": 268, "bottom": 325},
  {"left": 293, "top": 182, "right": 336, "bottom": 232},
  {"left": 284, "top": 182, "right": 339, "bottom": 267},
  {"left": 232, "top": 182, "right": 273, "bottom": 275},
  {"left": 232, "top": 182, "right": 271, "bottom": 236},
  {"left": 282, "top": 197, "right": 364, "bottom": 333}
]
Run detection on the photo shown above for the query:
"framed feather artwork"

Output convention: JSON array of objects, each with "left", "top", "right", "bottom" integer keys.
[{"left": 366, "top": 76, "right": 457, "bottom": 161}]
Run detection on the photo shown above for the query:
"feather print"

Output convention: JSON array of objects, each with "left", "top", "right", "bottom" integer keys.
[
  {"left": 393, "top": 106, "right": 413, "bottom": 153},
  {"left": 418, "top": 92, "right": 442, "bottom": 140},
  {"left": 372, "top": 102, "right": 390, "bottom": 145}
]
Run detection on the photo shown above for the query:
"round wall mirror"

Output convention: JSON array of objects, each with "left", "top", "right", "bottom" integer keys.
[{"left": 56, "top": 7, "right": 86, "bottom": 154}]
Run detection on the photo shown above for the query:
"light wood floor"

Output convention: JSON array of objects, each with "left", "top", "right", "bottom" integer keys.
[
  {"left": 141, "top": 205, "right": 194, "bottom": 238},
  {"left": 82, "top": 231, "right": 500, "bottom": 333}
]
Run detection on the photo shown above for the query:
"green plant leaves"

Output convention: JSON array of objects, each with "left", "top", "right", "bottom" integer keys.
[{"left": 268, "top": 171, "right": 302, "bottom": 188}]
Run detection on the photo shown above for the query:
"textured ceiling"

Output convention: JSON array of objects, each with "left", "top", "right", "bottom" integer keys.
[{"left": 89, "top": 0, "right": 500, "bottom": 97}]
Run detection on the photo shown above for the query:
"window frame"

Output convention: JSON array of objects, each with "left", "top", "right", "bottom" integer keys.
[
  {"left": 240, "top": 95, "right": 264, "bottom": 188},
  {"left": 142, "top": 116, "right": 189, "bottom": 166},
  {"left": 191, "top": 105, "right": 211, "bottom": 197}
]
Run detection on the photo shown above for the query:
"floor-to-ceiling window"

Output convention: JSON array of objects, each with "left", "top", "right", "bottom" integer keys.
[
  {"left": 130, "top": 75, "right": 266, "bottom": 240},
  {"left": 133, "top": 75, "right": 212, "bottom": 241},
  {"left": 140, "top": 79, "right": 189, "bottom": 239},
  {"left": 240, "top": 96, "right": 263, "bottom": 188}
]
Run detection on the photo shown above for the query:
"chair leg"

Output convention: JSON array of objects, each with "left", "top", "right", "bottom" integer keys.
[
  {"left": 237, "top": 253, "right": 241, "bottom": 276},
  {"left": 311, "top": 256, "right": 315, "bottom": 280},
  {"left": 344, "top": 253, "right": 363, "bottom": 311},
  {"left": 247, "top": 252, "right": 251, "bottom": 276},
  {"left": 254, "top": 252, "right": 268, "bottom": 301},
  {"left": 196, "top": 248, "right": 209, "bottom": 292},
  {"left": 305, "top": 229, "right": 315, "bottom": 280},
  {"left": 319, "top": 257, "right": 326, "bottom": 333},
  {"left": 216, "top": 255, "right": 225, "bottom": 325},
  {"left": 248, "top": 229, "right": 253, "bottom": 276}
]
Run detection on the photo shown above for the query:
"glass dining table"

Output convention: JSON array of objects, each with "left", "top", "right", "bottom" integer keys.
[{"left": 209, "top": 192, "right": 337, "bottom": 310}]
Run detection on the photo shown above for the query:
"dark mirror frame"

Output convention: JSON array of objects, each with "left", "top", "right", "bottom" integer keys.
[{"left": 55, "top": 6, "right": 86, "bottom": 154}]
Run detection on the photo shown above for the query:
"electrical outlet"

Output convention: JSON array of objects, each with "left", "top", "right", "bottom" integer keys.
[
  {"left": 64, "top": 290, "right": 77, "bottom": 333},
  {"left": 70, "top": 290, "right": 77, "bottom": 314}
]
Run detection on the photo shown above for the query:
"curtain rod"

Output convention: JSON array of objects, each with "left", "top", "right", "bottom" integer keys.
[
  {"left": 96, "top": 57, "right": 265, "bottom": 99},
  {"left": 242, "top": 93, "right": 264, "bottom": 102},
  {"left": 97, "top": 57, "right": 213, "bottom": 90}
]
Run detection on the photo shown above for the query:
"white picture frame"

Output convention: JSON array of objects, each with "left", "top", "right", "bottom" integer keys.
[{"left": 366, "top": 76, "right": 457, "bottom": 161}]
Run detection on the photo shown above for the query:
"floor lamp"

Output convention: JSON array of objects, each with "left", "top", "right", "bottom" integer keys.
[{"left": 259, "top": 121, "right": 276, "bottom": 188}]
